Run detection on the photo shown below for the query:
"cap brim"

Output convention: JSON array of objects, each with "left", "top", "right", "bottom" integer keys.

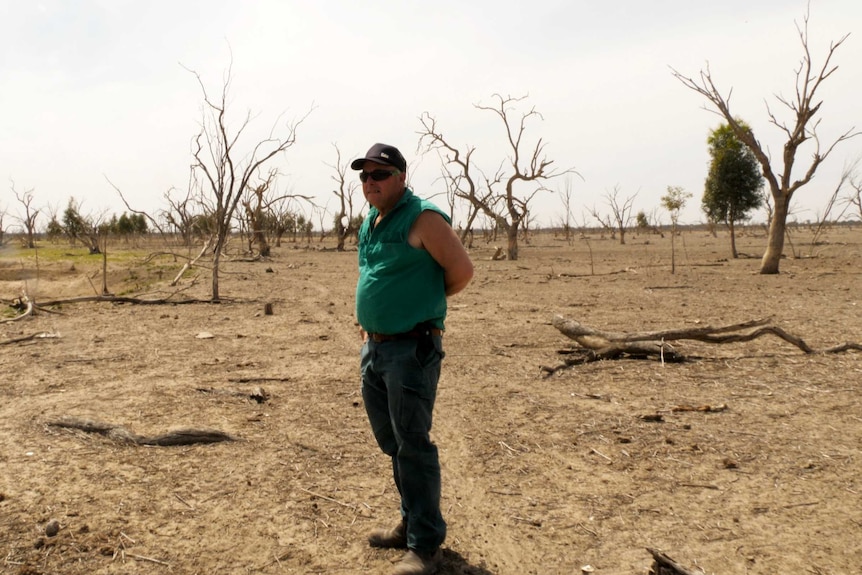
[{"left": 351, "top": 157, "right": 400, "bottom": 171}]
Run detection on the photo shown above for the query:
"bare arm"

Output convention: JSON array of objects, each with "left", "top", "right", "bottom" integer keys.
[{"left": 409, "top": 211, "right": 474, "bottom": 296}]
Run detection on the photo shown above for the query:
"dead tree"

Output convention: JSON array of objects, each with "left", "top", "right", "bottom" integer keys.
[
  {"left": 589, "top": 185, "right": 637, "bottom": 244},
  {"left": 556, "top": 177, "right": 578, "bottom": 245},
  {"left": 242, "top": 170, "right": 277, "bottom": 257},
  {"left": 10, "top": 180, "right": 39, "bottom": 249},
  {"left": 587, "top": 207, "right": 616, "bottom": 240},
  {"left": 671, "top": 8, "right": 860, "bottom": 274},
  {"left": 476, "top": 94, "right": 577, "bottom": 260},
  {"left": 186, "top": 62, "right": 310, "bottom": 302},
  {"left": 418, "top": 112, "right": 490, "bottom": 247},
  {"left": 808, "top": 158, "right": 857, "bottom": 252},
  {"left": 419, "top": 94, "right": 577, "bottom": 260},
  {"left": 327, "top": 143, "right": 359, "bottom": 251},
  {"left": 161, "top": 181, "right": 200, "bottom": 246},
  {"left": 848, "top": 167, "right": 862, "bottom": 222}
]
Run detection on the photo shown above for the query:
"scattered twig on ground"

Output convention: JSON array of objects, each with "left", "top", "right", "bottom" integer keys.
[
  {"left": 196, "top": 386, "right": 269, "bottom": 403},
  {"left": 511, "top": 516, "right": 543, "bottom": 527},
  {"left": 299, "top": 487, "right": 355, "bottom": 509},
  {"left": 678, "top": 483, "right": 720, "bottom": 490},
  {"left": 671, "top": 404, "right": 728, "bottom": 413},
  {"left": 126, "top": 553, "right": 170, "bottom": 567},
  {"left": 590, "top": 448, "right": 612, "bottom": 462},
  {"left": 174, "top": 493, "right": 195, "bottom": 510},
  {"left": 0, "top": 332, "right": 60, "bottom": 346}
]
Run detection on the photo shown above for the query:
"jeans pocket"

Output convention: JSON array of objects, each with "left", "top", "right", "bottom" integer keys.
[
  {"left": 399, "top": 385, "right": 433, "bottom": 433},
  {"left": 414, "top": 335, "right": 444, "bottom": 367}
]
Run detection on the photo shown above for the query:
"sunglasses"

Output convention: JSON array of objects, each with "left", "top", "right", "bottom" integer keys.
[{"left": 359, "top": 169, "right": 399, "bottom": 183}]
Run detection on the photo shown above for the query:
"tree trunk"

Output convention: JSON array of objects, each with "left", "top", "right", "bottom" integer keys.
[
  {"left": 459, "top": 208, "right": 480, "bottom": 246},
  {"left": 729, "top": 218, "right": 738, "bottom": 259},
  {"left": 760, "top": 193, "right": 790, "bottom": 274},
  {"left": 506, "top": 223, "right": 519, "bottom": 261},
  {"left": 212, "top": 233, "right": 224, "bottom": 303},
  {"left": 101, "top": 244, "right": 110, "bottom": 296},
  {"left": 670, "top": 224, "right": 676, "bottom": 274},
  {"left": 253, "top": 230, "right": 269, "bottom": 256}
]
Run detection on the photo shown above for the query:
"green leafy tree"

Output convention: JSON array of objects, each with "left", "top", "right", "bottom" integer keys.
[
  {"left": 45, "top": 215, "right": 64, "bottom": 243},
  {"left": 112, "top": 212, "right": 149, "bottom": 238},
  {"left": 636, "top": 211, "right": 649, "bottom": 230},
  {"left": 62, "top": 198, "right": 101, "bottom": 253},
  {"left": 703, "top": 123, "right": 764, "bottom": 258}
]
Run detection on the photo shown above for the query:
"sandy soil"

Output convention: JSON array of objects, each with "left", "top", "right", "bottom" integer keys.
[{"left": 1, "top": 226, "right": 860, "bottom": 575}]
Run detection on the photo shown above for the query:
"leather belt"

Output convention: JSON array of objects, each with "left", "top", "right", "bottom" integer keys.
[{"left": 367, "top": 327, "right": 444, "bottom": 343}]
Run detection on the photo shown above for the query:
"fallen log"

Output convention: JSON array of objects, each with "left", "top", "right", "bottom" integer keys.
[
  {"left": 46, "top": 417, "right": 236, "bottom": 446},
  {"left": 646, "top": 548, "right": 701, "bottom": 575},
  {"left": 548, "top": 315, "right": 689, "bottom": 365},
  {"left": 543, "top": 314, "right": 861, "bottom": 374},
  {"left": 171, "top": 237, "right": 211, "bottom": 286},
  {"left": 36, "top": 294, "right": 214, "bottom": 306}
]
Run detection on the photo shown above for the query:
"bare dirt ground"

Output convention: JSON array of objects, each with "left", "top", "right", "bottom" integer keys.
[{"left": 1, "top": 227, "right": 860, "bottom": 575}]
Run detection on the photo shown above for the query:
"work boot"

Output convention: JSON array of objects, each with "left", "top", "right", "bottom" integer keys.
[
  {"left": 391, "top": 549, "right": 441, "bottom": 575},
  {"left": 368, "top": 520, "right": 407, "bottom": 549}
]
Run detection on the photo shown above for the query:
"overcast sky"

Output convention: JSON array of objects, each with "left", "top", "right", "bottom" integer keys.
[{"left": 2, "top": 0, "right": 860, "bottom": 231}]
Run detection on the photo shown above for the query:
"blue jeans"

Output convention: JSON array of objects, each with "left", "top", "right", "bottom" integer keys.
[{"left": 360, "top": 335, "right": 446, "bottom": 552}]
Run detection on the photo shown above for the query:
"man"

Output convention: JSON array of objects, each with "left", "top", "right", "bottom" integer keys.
[{"left": 353, "top": 143, "right": 473, "bottom": 575}]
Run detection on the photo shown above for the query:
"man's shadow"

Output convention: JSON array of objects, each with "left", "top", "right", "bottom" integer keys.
[{"left": 440, "top": 548, "right": 496, "bottom": 575}]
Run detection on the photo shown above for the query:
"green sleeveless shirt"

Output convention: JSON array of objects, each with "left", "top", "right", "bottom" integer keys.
[{"left": 356, "top": 188, "right": 450, "bottom": 334}]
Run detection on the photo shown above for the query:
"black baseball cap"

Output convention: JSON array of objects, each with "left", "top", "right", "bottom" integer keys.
[{"left": 350, "top": 143, "right": 407, "bottom": 172}]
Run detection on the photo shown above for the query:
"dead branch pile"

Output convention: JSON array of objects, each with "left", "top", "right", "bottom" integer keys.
[{"left": 543, "top": 314, "right": 862, "bottom": 374}]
